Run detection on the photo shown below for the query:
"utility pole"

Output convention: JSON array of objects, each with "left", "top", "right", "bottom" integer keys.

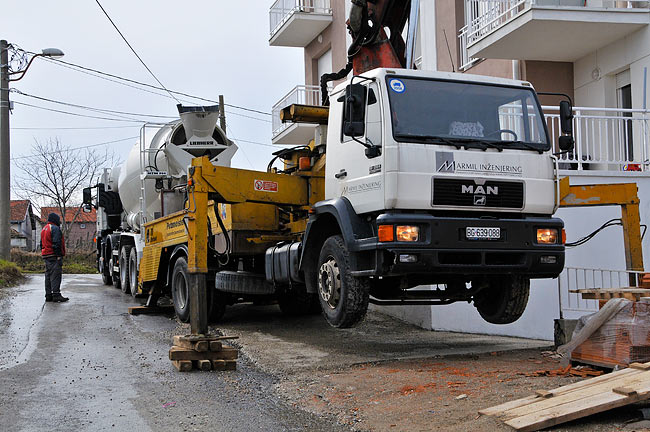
[
  {"left": 218, "top": 94, "right": 226, "bottom": 132},
  {"left": 0, "top": 40, "right": 11, "bottom": 260}
]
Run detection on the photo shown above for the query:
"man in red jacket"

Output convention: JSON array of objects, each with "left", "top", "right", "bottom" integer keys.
[{"left": 41, "top": 213, "right": 69, "bottom": 302}]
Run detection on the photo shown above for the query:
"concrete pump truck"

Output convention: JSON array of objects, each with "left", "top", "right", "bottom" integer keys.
[{"left": 85, "top": 0, "right": 574, "bottom": 332}]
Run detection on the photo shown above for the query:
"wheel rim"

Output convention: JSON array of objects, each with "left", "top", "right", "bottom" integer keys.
[
  {"left": 318, "top": 256, "right": 341, "bottom": 309},
  {"left": 130, "top": 255, "right": 138, "bottom": 296},
  {"left": 120, "top": 252, "right": 127, "bottom": 286},
  {"left": 173, "top": 271, "right": 188, "bottom": 310}
]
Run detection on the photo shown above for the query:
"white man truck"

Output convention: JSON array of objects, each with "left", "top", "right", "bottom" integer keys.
[{"left": 87, "top": 68, "right": 571, "bottom": 329}]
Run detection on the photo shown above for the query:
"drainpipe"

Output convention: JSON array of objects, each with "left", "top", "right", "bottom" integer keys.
[{"left": 512, "top": 60, "right": 521, "bottom": 81}]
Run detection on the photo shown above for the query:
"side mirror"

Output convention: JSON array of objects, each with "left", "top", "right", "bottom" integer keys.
[
  {"left": 82, "top": 187, "right": 92, "bottom": 206},
  {"left": 342, "top": 83, "right": 367, "bottom": 137},
  {"left": 559, "top": 100, "right": 573, "bottom": 135},
  {"left": 558, "top": 135, "right": 574, "bottom": 152}
]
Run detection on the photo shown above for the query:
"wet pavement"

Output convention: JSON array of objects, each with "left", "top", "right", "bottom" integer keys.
[
  {"left": 0, "top": 274, "right": 553, "bottom": 431},
  {"left": 0, "top": 274, "right": 346, "bottom": 432}
]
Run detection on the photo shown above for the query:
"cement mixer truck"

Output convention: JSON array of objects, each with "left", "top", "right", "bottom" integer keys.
[{"left": 84, "top": 105, "right": 237, "bottom": 306}]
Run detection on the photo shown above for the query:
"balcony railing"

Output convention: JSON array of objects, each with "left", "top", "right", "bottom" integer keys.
[
  {"left": 270, "top": 0, "right": 332, "bottom": 39},
  {"left": 272, "top": 85, "right": 322, "bottom": 139},
  {"left": 543, "top": 105, "right": 650, "bottom": 171},
  {"left": 459, "top": 0, "right": 649, "bottom": 69}
]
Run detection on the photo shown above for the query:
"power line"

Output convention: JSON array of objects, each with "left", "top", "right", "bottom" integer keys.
[
  {"left": 40, "top": 57, "right": 272, "bottom": 116},
  {"left": 13, "top": 89, "right": 177, "bottom": 120},
  {"left": 10, "top": 136, "right": 138, "bottom": 160},
  {"left": 12, "top": 125, "right": 142, "bottom": 130},
  {"left": 13, "top": 101, "right": 145, "bottom": 123},
  {"left": 94, "top": 0, "right": 181, "bottom": 104}
]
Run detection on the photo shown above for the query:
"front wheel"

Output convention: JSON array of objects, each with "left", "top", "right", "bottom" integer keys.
[
  {"left": 473, "top": 275, "right": 530, "bottom": 324},
  {"left": 119, "top": 246, "right": 132, "bottom": 294},
  {"left": 171, "top": 257, "right": 190, "bottom": 323},
  {"left": 316, "top": 235, "right": 370, "bottom": 328}
]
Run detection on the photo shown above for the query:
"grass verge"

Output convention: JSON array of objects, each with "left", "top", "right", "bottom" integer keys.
[
  {"left": 0, "top": 259, "right": 25, "bottom": 288},
  {"left": 10, "top": 249, "right": 96, "bottom": 274}
]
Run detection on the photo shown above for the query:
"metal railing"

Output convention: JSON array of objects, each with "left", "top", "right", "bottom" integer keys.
[
  {"left": 558, "top": 267, "right": 647, "bottom": 318},
  {"left": 270, "top": 0, "right": 332, "bottom": 38},
  {"left": 459, "top": 0, "right": 649, "bottom": 70},
  {"left": 543, "top": 105, "right": 650, "bottom": 171},
  {"left": 272, "top": 85, "right": 322, "bottom": 138}
]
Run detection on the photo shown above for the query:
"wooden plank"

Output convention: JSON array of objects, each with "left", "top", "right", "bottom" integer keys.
[
  {"left": 535, "top": 390, "right": 553, "bottom": 399},
  {"left": 630, "top": 362, "right": 650, "bottom": 370},
  {"left": 172, "top": 336, "right": 209, "bottom": 352},
  {"left": 506, "top": 384, "right": 650, "bottom": 431},
  {"left": 211, "top": 359, "right": 236, "bottom": 371},
  {"left": 209, "top": 341, "right": 222, "bottom": 351},
  {"left": 501, "top": 370, "right": 650, "bottom": 420},
  {"left": 173, "top": 334, "right": 238, "bottom": 343},
  {"left": 196, "top": 359, "right": 212, "bottom": 371},
  {"left": 169, "top": 346, "right": 238, "bottom": 361},
  {"left": 479, "top": 367, "right": 641, "bottom": 416},
  {"left": 128, "top": 305, "right": 175, "bottom": 315},
  {"left": 482, "top": 362, "right": 650, "bottom": 431},
  {"left": 612, "top": 387, "right": 637, "bottom": 397},
  {"left": 172, "top": 360, "right": 193, "bottom": 372}
]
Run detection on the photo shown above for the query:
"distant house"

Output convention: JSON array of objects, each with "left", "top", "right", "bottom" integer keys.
[
  {"left": 10, "top": 200, "right": 38, "bottom": 250},
  {"left": 40, "top": 207, "right": 97, "bottom": 251}
]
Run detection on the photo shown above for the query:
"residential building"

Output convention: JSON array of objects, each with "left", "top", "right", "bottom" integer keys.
[
  {"left": 269, "top": 0, "right": 650, "bottom": 340},
  {"left": 40, "top": 207, "right": 97, "bottom": 251},
  {"left": 10, "top": 200, "right": 38, "bottom": 250}
]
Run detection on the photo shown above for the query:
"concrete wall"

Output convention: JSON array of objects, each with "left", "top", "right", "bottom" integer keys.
[{"left": 304, "top": 0, "right": 347, "bottom": 86}]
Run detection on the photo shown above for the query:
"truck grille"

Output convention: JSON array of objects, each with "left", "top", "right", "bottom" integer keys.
[{"left": 432, "top": 178, "right": 524, "bottom": 209}]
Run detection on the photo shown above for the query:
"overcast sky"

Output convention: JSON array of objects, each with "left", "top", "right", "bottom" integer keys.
[{"left": 3, "top": 1, "right": 304, "bottom": 199}]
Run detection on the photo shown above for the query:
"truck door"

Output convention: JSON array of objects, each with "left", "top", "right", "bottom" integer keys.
[{"left": 329, "top": 82, "right": 384, "bottom": 214}]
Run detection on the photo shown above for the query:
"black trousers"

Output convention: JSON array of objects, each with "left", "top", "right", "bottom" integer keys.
[{"left": 44, "top": 257, "right": 62, "bottom": 296}]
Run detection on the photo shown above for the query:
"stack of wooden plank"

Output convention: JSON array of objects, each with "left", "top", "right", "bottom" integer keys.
[
  {"left": 480, "top": 362, "right": 650, "bottom": 431},
  {"left": 169, "top": 335, "right": 238, "bottom": 372}
]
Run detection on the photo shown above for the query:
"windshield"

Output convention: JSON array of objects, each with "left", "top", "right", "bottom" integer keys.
[{"left": 386, "top": 77, "right": 549, "bottom": 150}]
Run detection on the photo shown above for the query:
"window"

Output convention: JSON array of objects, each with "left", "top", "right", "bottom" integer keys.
[{"left": 80, "top": 223, "right": 86, "bottom": 229}]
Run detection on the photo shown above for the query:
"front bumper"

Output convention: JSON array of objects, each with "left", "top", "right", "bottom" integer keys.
[{"left": 353, "top": 213, "right": 564, "bottom": 278}]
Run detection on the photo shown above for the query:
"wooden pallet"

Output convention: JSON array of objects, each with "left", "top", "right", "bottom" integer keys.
[
  {"left": 169, "top": 335, "right": 239, "bottom": 372},
  {"left": 570, "top": 288, "right": 650, "bottom": 302},
  {"left": 479, "top": 362, "right": 650, "bottom": 431}
]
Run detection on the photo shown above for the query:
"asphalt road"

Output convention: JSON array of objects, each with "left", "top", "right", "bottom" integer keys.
[{"left": 0, "top": 274, "right": 347, "bottom": 432}]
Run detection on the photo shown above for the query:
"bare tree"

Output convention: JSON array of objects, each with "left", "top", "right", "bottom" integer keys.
[{"left": 13, "top": 137, "right": 115, "bottom": 239}]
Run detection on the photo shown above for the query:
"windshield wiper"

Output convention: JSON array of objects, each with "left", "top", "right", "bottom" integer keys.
[
  {"left": 501, "top": 140, "right": 545, "bottom": 154},
  {"left": 395, "top": 133, "right": 463, "bottom": 149}
]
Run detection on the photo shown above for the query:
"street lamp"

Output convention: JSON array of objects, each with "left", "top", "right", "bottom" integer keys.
[{"left": 0, "top": 41, "right": 64, "bottom": 259}]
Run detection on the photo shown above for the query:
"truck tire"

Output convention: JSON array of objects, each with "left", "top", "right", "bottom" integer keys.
[
  {"left": 215, "top": 271, "right": 274, "bottom": 295},
  {"left": 101, "top": 256, "right": 113, "bottom": 285},
  {"left": 110, "top": 256, "right": 121, "bottom": 290},
  {"left": 316, "top": 235, "right": 370, "bottom": 328},
  {"left": 474, "top": 275, "right": 530, "bottom": 324},
  {"left": 171, "top": 257, "right": 191, "bottom": 323},
  {"left": 277, "top": 286, "right": 321, "bottom": 316},
  {"left": 119, "top": 245, "right": 132, "bottom": 295},
  {"left": 129, "top": 248, "right": 139, "bottom": 298}
]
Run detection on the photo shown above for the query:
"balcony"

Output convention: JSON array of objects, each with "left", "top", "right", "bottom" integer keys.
[
  {"left": 543, "top": 105, "right": 650, "bottom": 171},
  {"left": 269, "top": 0, "right": 333, "bottom": 47},
  {"left": 272, "top": 85, "right": 322, "bottom": 144},
  {"left": 459, "top": 0, "right": 650, "bottom": 69}
]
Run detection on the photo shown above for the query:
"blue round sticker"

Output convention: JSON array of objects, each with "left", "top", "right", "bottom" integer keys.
[{"left": 389, "top": 79, "right": 405, "bottom": 93}]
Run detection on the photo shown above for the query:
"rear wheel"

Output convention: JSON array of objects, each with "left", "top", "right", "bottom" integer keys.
[
  {"left": 110, "top": 255, "right": 121, "bottom": 290},
  {"left": 100, "top": 255, "right": 112, "bottom": 285},
  {"left": 316, "top": 235, "right": 370, "bottom": 328},
  {"left": 171, "top": 257, "right": 190, "bottom": 323},
  {"left": 129, "top": 248, "right": 139, "bottom": 298},
  {"left": 119, "top": 246, "right": 132, "bottom": 294},
  {"left": 474, "top": 275, "right": 530, "bottom": 324}
]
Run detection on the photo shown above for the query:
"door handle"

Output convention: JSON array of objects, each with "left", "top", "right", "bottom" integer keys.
[{"left": 335, "top": 169, "right": 347, "bottom": 179}]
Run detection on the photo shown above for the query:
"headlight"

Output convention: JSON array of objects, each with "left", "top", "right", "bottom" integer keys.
[
  {"left": 537, "top": 228, "right": 558, "bottom": 244},
  {"left": 396, "top": 226, "right": 419, "bottom": 242}
]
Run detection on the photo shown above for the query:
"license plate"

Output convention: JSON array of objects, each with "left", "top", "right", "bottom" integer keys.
[{"left": 466, "top": 227, "right": 501, "bottom": 240}]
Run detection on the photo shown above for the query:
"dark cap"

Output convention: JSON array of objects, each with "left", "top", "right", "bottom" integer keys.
[{"left": 47, "top": 213, "right": 61, "bottom": 226}]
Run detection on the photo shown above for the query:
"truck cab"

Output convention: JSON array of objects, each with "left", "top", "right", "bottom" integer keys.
[{"left": 301, "top": 68, "right": 567, "bottom": 327}]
